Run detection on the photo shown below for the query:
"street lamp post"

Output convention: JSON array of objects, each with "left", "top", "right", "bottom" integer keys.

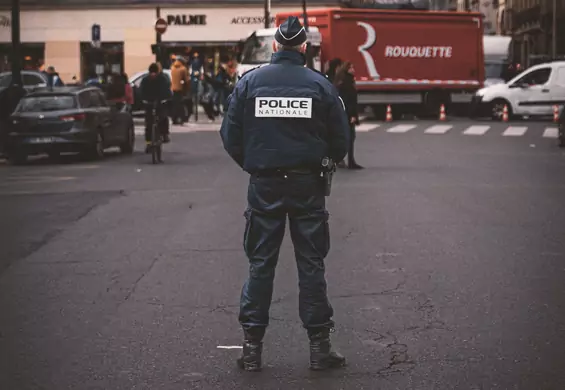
[
  {"left": 552, "top": 0, "right": 556, "bottom": 59},
  {"left": 11, "top": 0, "right": 21, "bottom": 86},
  {"left": 302, "top": 0, "right": 314, "bottom": 69},
  {"left": 264, "top": 0, "right": 271, "bottom": 28}
]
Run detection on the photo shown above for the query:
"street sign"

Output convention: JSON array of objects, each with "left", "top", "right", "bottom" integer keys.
[
  {"left": 91, "top": 24, "right": 101, "bottom": 48},
  {"left": 155, "top": 18, "right": 168, "bottom": 34},
  {"left": 91, "top": 24, "right": 101, "bottom": 42}
]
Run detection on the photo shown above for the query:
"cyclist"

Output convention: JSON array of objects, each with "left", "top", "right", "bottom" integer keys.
[{"left": 140, "top": 63, "right": 172, "bottom": 152}]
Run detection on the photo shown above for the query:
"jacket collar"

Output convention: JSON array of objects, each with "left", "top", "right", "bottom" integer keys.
[{"left": 271, "top": 50, "right": 306, "bottom": 66}]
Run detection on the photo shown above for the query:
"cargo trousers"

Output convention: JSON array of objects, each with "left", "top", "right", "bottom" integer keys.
[{"left": 239, "top": 171, "right": 335, "bottom": 337}]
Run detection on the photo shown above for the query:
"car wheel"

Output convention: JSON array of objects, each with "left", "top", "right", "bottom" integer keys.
[
  {"left": 120, "top": 124, "right": 135, "bottom": 154},
  {"left": 491, "top": 99, "right": 512, "bottom": 121},
  {"left": 7, "top": 152, "right": 27, "bottom": 165},
  {"left": 85, "top": 132, "right": 104, "bottom": 160}
]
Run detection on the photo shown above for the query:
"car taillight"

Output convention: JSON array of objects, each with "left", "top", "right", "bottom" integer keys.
[{"left": 60, "top": 113, "right": 86, "bottom": 122}]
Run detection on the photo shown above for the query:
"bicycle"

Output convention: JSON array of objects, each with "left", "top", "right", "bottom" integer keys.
[{"left": 143, "top": 99, "right": 168, "bottom": 164}]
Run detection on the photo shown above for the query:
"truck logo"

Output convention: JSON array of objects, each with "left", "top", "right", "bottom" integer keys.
[{"left": 357, "top": 22, "right": 381, "bottom": 80}]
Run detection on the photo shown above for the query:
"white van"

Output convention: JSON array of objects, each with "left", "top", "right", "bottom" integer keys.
[{"left": 473, "top": 61, "right": 565, "bottom": 119}]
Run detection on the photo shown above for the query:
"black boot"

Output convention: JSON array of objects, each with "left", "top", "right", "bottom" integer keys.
[
  {"left": 309, "top": 329, "right": 346, "bottom": 371},
  {"left": 237, "top": 328, "right": 265, "bottom": 372},
  {"left": 347, "top": 141, "right": 363, "bottom": 170}
]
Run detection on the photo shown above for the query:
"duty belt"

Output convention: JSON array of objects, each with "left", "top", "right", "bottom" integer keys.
[{"left": 254, "top": 168, "right": 319, "bottom": 177}]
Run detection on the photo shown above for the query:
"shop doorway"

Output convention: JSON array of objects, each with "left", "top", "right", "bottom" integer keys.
[{"left": 80, "top": 42, "right": 124, "bottom": 83}]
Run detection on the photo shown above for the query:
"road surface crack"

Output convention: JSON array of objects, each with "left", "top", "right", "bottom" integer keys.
[{"left": 121, "top": 255, "right": 160, "bottom": 304}]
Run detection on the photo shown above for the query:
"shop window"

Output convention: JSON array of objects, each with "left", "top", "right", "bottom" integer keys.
[
  {"left": 0, "top": 43, "right": 45, "bottom": 73},
  {"left": 80, "top": 42, "right": 124, "bottom": 83}
]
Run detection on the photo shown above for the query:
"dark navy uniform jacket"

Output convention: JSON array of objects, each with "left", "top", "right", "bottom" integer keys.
[{"left": 220, "top": 50, "right": 350, "bottom": 173}]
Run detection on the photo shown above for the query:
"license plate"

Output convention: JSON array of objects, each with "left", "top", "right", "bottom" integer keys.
[{"left": 28, "top": 137, "right": 56, "bottom": 144}]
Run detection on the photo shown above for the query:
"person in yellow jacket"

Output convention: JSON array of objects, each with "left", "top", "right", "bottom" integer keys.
[{"left": 170, "top": 56, "right": 190, "bottom": 125}]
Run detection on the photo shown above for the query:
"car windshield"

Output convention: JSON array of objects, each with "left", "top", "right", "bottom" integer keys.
[
  {"left": 241, "top": 35, "right": 274, "bottom": 65},
  {"left": 0, "top": 74, "right": 11, "bottom": 87},
  {"left": 17, "top": 95, "right": 77, "bottom": 112}
]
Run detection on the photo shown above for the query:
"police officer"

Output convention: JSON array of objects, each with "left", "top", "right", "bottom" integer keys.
[{"left": 220, "top": 16, "right": 350, "bottom": 372}]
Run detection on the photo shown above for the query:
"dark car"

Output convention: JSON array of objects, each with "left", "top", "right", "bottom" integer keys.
[{"left": 4, "top": 86, "right": 135, "bottom": 164}]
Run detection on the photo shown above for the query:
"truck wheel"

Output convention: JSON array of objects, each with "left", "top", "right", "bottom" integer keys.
[{"left": 491, "top": 99, "right": 511, "bottom": 121}]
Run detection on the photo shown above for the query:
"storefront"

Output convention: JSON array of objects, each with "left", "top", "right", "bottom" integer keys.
[
  {"left": 0, "top": 4, "right": 329, "bottom": 81},
  {"left": 156, "top": 6, "right": 327, "bottom": 70},
  {"left": 0, "top": 8, "right": 155, "bottom": 82}
]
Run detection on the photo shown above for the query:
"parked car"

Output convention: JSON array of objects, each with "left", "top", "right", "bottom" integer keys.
[
  {"left": 0, "top": 70, "right": 48, "bottom": 92},
  {"left": 129, "top": 69, "right": 172, "bottom": 113},
  {"left": 4, "top": 86, "right": 135, "bottom": 164}
]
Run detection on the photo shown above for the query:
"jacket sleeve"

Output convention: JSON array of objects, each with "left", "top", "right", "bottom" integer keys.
[
  {"left": 327, "top": 91, "right": 350, "bottom": 163},
  {"left": 219, "top": 80, "right": 246, "bottom": 168}
]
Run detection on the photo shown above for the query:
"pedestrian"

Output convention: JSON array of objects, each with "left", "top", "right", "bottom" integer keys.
[
  {"left": 333, "top": 61, "right": 363, "bottom": 169},
  {"left": 220, "top": 16, "right": 349, "bottom": 372},
  {"left": 170, "top": 56, "right": 190, "bottom": 124},
  {"left": 44, "top": 66, "right": 64, "bottom": 87},
  {"left": 201, "top": 65, "right": 217, "bottom": 122},
  {"left": 325, "top": 58, "right": 342, "bottom": 83}
]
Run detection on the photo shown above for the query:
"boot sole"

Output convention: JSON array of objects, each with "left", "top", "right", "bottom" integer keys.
[
  {"left": 310, "top": 361, "right": 346, "bottom": 371},
  {"left": 237, "top": 360, "right": 262, "bottom": 372}
]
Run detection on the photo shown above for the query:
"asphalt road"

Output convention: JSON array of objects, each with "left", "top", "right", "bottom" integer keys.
[{"left": 1, "top": 118, "right": 565, "bottom": 390}]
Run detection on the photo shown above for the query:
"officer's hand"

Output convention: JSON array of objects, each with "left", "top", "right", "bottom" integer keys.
[{"left": 350, "top": 117, "right": 358, "bottom": 125}]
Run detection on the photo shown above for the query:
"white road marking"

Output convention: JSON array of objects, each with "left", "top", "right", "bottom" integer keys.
[
  {"left": 502, "top": 126, "right": 527, "bottom": 136},
  {"left": 386, "top": 124, "right": 417, "bottom": 133},
  {"left": 217, "top": 346, "right": 243, "bottom": 349},
  {"left": 356, "top": 123, "right": 380, "bottom": 132},
  {"left": 424, "top": 125, "right": 452, "bottom": 134},
  {"left": 463, "top": 125, "right": 490, "bottom": 135},
  {"left": 542, "top": 127, "right": 558, "bottom": 138}
]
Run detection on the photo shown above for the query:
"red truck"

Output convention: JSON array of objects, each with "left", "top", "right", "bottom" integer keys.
[{"left": 275, "top": 8, "right": 485, "bottom": 118}]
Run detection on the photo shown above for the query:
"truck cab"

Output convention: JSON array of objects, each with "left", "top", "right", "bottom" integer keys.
[{"left": 237, "top": 27, "right": 322, "bottom": 79}]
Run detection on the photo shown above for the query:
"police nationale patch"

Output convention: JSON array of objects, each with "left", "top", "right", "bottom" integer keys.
[{"left": 255, "top": 97, "right": 312, "bottom": 119}]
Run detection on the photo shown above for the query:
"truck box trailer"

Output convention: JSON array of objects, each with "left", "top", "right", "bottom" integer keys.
[{"left": 276, "top": 8, "right": 484, "bottom": 118}]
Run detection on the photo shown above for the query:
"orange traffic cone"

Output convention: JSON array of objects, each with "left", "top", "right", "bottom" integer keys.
[
  {"left": 385, "top": 105, "right": 392, "bottom": 122},
  {"left": 439, "top": 104, "right": 446, "bottom": 121},
  {"left": 553, "top": 105, "right": 559, "bottom": 123},
  {"left": 502, "top": 105, "right": 509, "bottom": 122}
]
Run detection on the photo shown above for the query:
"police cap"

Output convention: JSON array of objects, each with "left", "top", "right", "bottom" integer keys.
[{"left": 275, "top": 16, "right": 307, "bottom": 47}]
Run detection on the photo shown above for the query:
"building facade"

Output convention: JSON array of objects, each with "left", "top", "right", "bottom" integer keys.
[
  {"left": 456, "top": 0, "right": 498, "bottom": 34},
  {"left": 504, "top": 0, "right": 565, "bottom": 67},
  {"left": 0, "top": 1, "right": 336, "bottom": 82}
]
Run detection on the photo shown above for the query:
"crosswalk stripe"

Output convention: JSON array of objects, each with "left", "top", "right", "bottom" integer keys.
[
  {"left": 387, "top": 124, "right": 417, "bottom": 133},
  {"left": 542, "top": 127, "right": 558, "bottom": 138},
  {"left": 356, "top": 123, "right": 379, "bottom": 132},
  {"left": 502, "top": 126, "right": 528, "bottom": 136},
  {"left": 463, "top": 125, "right": 491, "bottom": 135},
  {"left": 424, "top": 125, "right": 452, "bottom": 134}
]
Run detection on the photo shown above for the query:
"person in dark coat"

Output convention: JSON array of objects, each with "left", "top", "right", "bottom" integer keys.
[
  {"left": 333, "top": 61, "right": 363, "bottom": 169},
  {"left": 220, "top": 16, "right": 349, "bottom": 372},
  {"left": 325, "top": 58, "right": 342, "bottom": 83},
  {"left": 140, "top": 63, "right": 173, "bottom": 149}
]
